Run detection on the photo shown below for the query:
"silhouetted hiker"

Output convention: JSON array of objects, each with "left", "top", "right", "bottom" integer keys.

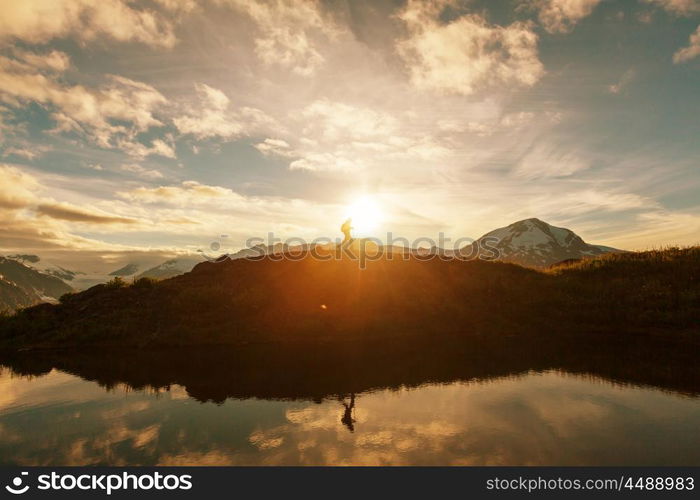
[
  {"left": 341, "top": 218, "right": 353, "bottom": 244},
  {"left": 340, "top": 393, "right": 356, "bottom": 432}
]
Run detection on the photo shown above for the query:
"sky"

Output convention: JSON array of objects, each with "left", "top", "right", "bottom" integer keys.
[{"left": 0, "top": 0, "right": 699, "bottom": 269}]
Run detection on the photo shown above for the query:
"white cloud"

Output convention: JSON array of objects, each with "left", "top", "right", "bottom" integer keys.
[
  {"left": 120, "top": 164, "right": 165, "bottom": 180},
  {"left": 301, "top": 99, "right": 398, "bottom": 142},
  {"left": 545, "top": 189, "right": 654, "bottom": 215},
  {"left": 12, "top": 49, "right": 70, "bottom": 72},
  {"left": 117, "top": 139, "right": 176, "bottom": 160},
  {"left": 513, "top": 144, "right": 591, "bottom": 179},
  {"left": 254, "top": 138, "right": 294, "bottom": 157},
  {"left": 0, "top": 164, "right": 40, "bottom": 209},
  {"left": 223, "top": 0, "right": 340, "bottom": 75},
  {"left": 174, "top": 83, "right": 276, "bottom": 140},
  {"left": 0, "top": 55, "right": 170, "bottom": 156},
  {"left": 673, "top": 25, "right": 700, "bottom": 63},
  {"left": 289, "top": 153, "right": 366, "bottom": 172},
  {"left": 396, "top": 1, "right": 544, "bottom": 95},
  {"left": 118, "top": 181, "right": 242, "bottom": 206},
  {"left": 2, "top": 145, "right": 47, "bottom": 160},
  {"left": 254, "top": 99, "right": 452, "bottom": 173},
  {"left": 441, "top": 111, "right": 538, "bottom": 137},
  {"left": 525, "top": 0, "right": 602, "bottom": 34},
  {"left": 608, "top": 68, "right": 636, "bottom": 93},
  {"left": 644, "top": 0, "right": 700, "bottom": 16},
  {"left": 0, "top": 0, "right": 178, "bottom": 48}
]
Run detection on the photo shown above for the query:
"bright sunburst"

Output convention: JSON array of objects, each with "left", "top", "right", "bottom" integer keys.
[{"left": 345, "top": 196, "right": 384, "bottom": 236}]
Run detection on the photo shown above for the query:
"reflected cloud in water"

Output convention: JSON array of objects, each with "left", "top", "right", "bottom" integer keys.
[{"left": 0, "top": 335, "right": 699, "bottom": 465}]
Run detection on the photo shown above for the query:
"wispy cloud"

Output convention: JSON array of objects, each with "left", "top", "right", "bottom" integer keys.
[{"left": 36, "top": 202, "right": 140, "bottom": 225}]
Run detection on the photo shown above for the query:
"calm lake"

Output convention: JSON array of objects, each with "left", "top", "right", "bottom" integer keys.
[{"left": 1, "top": 365, "right": 699, "bottom": 465}]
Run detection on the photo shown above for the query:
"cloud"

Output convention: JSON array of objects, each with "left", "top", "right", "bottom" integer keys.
[
  {"left": 0, "top": 166, "right": 151, "bottom": 253},
  {"left": 223, "top": 0, "right": 340, "bottom": 75},
  {"left": 254, "top": 138, "right": 294, "bottom": 157},
  {"left": 289, "top": 153, "right": 366, "bottom": 172},
  {"left": 36, "top": 202, "right": 139, "bottom": 225},
  {"left": 396, "top": 1, "right": 544, "bottom": 95},
  {"left": 12, "top": 49, "right": 70, "bottom": 72},
  {"left": 0, "top": 164, "right": 40, "bottom": 209},
  {"left": 525, "top": 0, "right": 602, "bottom": 34},
  {"left": 542, "top": 189, "right": 654, "bottom": 215},
  {"left": 644, "top": 0, "right": 700, "bottom": 16},
  {"left": 2, "top": 145, "right": 46, "bottom": 160},
  {"left": 0, "top": 55, "right": 170, "bottom": 156},
  {"left": 118, "top": 181, "right": 243, "bottom": 205},
  {"left": 174, "top": 83, "right": 276, "bottom": 140},
  {"left": 608, "top": 68, "right": 636, "bottom": 93},
  {"left": 120, "top": 164, "right": 165, "bottom": 180},
  {"left": 513, "top": 143, "right": 591, "bottom": 179},
  {"left": 440, "top": 111, "right": 539, "bottom": 137},
  {"left": 255, "top": 99, "right": 451, "bottom": 173},
  {"left": 301, "top": 99, "right": 398, "bottom": 142},
  {"left": 0, "top": 0, "right": 178, "bottom": 48},
  {"left": 117, "top": 139, "right": 176, "bottom": 160},
  {"left": 673, "top": 25, "right": 700, "bottom": 63}
]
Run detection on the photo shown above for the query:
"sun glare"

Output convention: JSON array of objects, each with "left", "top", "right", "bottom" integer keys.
[{"left": 345, "top": 196, "right": 384, "bottom": 236}]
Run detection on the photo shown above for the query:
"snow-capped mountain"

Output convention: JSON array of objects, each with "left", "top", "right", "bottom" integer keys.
[
  {"left": 7, "top": 254, "right": 83, "bottom": 283},
  {"left": 137, "top": 245, "right": 308, "bottom": 279},
  {"left": 109, "top": 263, "right": 140, "bottom": 277},
  {"left": 136, "top": 257, "right": 206, "bottom": 280},
  {"left": 465, "top": 218, "right": 623, "bottom": 268},
  {"left": 0, "top": 257, "right": 74, "bottom": 311}
]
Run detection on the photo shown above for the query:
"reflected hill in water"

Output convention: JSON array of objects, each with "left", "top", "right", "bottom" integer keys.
[{"left": 1, "top": 334, "right": 698, "bottom": 403}]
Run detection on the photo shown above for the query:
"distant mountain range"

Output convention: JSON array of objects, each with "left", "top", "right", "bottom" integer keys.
[
  {"left": 3, "top": 245, "right": 697, "bottom": 349},
  {"left": 109, "top": 263, "right": 140, "bottom": 277},
  {"left": 0, "top": 257, "right": 73, "bottom": 313},
  {"left": 8, "top": 254, "right": 84, "bottom": 282},
  {"left": 136, "top": 257, "right": 206, "bottom": 280},
  {"left": 0, "top": 218, "right": 622, "bottom": 312}
]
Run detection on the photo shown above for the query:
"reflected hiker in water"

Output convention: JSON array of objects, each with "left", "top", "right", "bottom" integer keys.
[
  {"left": 341, "top": 218, "right": 353, "bottom": 245},
  {"left": 340, "top": 393, "right": 356, "bottom": 432}
]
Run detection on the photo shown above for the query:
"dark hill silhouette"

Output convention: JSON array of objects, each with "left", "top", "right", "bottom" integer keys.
[{"left": 0, "top": 246, "right": 698, "bottom": 349}]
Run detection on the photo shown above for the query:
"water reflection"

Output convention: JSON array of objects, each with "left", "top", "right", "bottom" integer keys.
[{"left": 0, "top": 335, "right": 698, "bottom": 465}]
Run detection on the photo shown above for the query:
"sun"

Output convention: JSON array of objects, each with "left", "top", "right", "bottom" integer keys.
[{"left": 345, "top": 196, "right": 384, "bottom": 236}]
